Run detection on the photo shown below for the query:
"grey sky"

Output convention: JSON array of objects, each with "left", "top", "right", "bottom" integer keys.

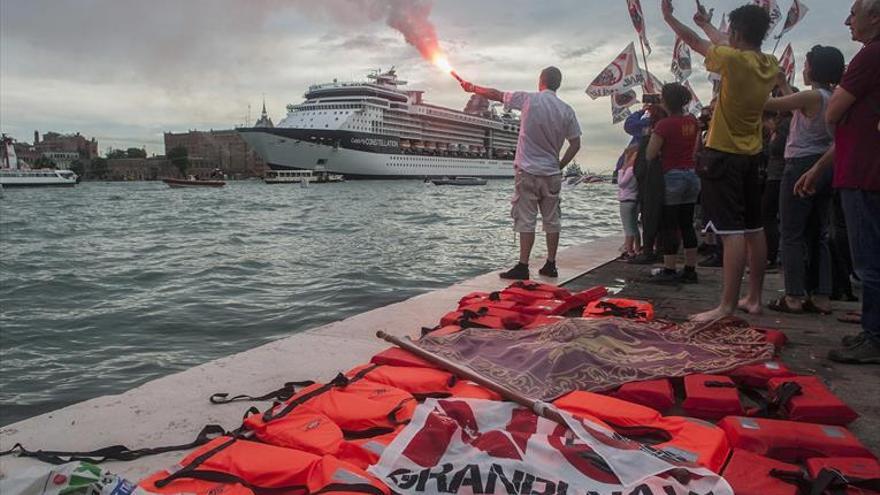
[{"left": 0, "top": 0, "right": 860, "bottom": 170}]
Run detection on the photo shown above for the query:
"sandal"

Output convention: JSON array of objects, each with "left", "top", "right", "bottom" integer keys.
[
  {"left": 837, "top": 312, "right": 862, "bottom": 325},
  {"left": 768, "top": 296, "right": 804, "bottom": 314},
  {"left": 803, "top": 300, "right": 832, "bottom": 315}
]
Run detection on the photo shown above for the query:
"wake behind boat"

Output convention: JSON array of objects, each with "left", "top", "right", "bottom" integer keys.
[
  {"left": 163, "top": 177, "right": 226, "bottom": 188},
  {"left": 430, "top": 176, "right": 487, "bottom": 186}
]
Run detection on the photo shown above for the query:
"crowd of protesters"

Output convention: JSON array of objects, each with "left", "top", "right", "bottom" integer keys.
[{"left": 617, "top": 0, "right": 878, "bottom": 364}]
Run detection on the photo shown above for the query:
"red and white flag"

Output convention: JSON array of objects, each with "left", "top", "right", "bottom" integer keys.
[
  {"left": 754, "top": 0, "right": 783, "bottom": 31},
  {"left": 644, "top": 71, "right": 664, "bottom": 95},
  {"left": 671, "top": 37, "right": 693, "bottom": 82},
  {"left": 780, "top": 43, "right": 796, "bottom": 84},
  {"left": 586, "top": 43, "right": 645, "bottom": 99},
  {"left": 776, "top": 0, "right": 810, "bottom": 38},
  {"left": 683, "top": 80, "right": 704, "bottom": 116},
  {"left": 612, "top": 90, "right": 638, "bottom": 124},
  {"left": 626, "top": 0, "right": 652, "bottom": 55},
  {"left": 369, "top": 399, "right": 734, "bottom": 495}
]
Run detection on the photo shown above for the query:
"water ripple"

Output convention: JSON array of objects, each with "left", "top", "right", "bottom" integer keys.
[{"left": 0, "top": 180, "right": 618, "bottom": 425}]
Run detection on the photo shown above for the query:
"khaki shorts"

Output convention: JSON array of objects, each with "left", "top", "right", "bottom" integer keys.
[{"left": 511, "top": 171, "right": 563, "bottom": 233}]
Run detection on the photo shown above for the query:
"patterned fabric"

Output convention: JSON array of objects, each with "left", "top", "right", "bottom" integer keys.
[{"left": 416, "top": 316, "right": 774, "bottom": 401}]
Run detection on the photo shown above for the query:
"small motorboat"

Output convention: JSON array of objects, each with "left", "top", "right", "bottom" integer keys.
[
  {"left": 163, "top": 177, "right": 226, "bottom": 188},
  {"left": 431, "top": 176, "right": 487, "bottom": 186}
]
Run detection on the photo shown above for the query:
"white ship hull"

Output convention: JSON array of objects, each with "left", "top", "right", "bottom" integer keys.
[
  {"left": 240, "top": 129, "right": 515, "bottom": 179},
  {"left": 0, "top": 169, "right": 78, "bottom": 188}
]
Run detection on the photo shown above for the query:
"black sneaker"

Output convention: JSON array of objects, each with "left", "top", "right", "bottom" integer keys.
[
  {"left": 648, "top": 268, "right": 679, "bottom": 285},
  {"left": 698, "top": 253, "right": 723, "bottom": 268},
  {"left": 500, "top": 263, "right": 529, "bottom": 280},
  {"left": 841, "top": 332, "right": 866, "bottom": 348},
  {"left": 628, "top": 252, "right": 660, "bottom": 265},
  {"left": 679, "top": 267, "right": 699, "bottom": 284},
  {"left": 828, "top": 338, "right": 880, "bottom": 364},
  {"left": 539, "top": 260, "right": 558, "bottom": 278}
]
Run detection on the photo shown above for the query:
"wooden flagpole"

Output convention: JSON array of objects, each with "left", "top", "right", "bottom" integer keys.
[{"left": 638, "top": 36, "right": 654, "bottom": 93}]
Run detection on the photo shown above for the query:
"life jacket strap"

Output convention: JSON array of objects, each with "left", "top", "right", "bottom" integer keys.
[
  {"left": 210, "top": 380, "right": 316, "bottom": 404},
  {"left": 809, "top": 468, "right": 880, "bottom": 495},
  {"left": 0, "top": 424, "right": 225, "bottom": 465}
]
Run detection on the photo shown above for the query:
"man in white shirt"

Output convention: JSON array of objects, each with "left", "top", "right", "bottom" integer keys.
[{"left": 460, "top": 67, "right": 582, "bottom": 280}]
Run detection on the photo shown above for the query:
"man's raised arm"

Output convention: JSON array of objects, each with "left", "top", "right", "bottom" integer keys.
[
  {"left": 694, "top": 0, "right": 730, "bottom": 46},
  {"left": 460, "top": 81, "right": 504, "bottom": 103},
  {"left": 661, "top": 0, "right": 712, "bottom": 57}
]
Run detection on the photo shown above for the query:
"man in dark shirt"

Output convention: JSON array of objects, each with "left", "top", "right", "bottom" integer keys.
[{"left": 796, "top": 0, "right": 880, "bottom": 364}]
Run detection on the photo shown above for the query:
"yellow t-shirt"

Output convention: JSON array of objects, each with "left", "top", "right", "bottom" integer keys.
[{"left": 706, "top": 45, "right": 779, "bottom": 155}]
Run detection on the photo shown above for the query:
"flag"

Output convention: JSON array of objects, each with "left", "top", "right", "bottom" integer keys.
[
  {"left": 626, "top": 0, "right": 652, "bottom": 55},
  {"left": 369, "top": 398, "right": 735, "bottom": 495},
  {"left": 754, "top": 0, "right": 783, "bottom": 31},
  {"left": 671, "top": 37, "right": 693, "bottom": 82},
  {"left": 719, "top": 13, "right": 729, "bottom": 35},
  {"left": 683, "top": 80, "right": 704, "bottom": 116},
  {"left": 416, "top": 317, "right": 774, "bottom": 401},
  {"left": 612, "top": 90, "right": 638, "bottom": 124},
  {"left": 776, "top": 0, "right": 810, "bottom": 38},
  {"left": 586, "top": 43, "right": 646, "bottom": 99},
  {"left": 780, "top": 43, "right": 796, "bottom": 83},
  {"left": 644, "top": 71, "right": 664, "bottom": 94}
]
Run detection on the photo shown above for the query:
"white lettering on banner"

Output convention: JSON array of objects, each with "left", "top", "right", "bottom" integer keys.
[{"left": 369, "top": 399, "right": 733, "bottom": 495}]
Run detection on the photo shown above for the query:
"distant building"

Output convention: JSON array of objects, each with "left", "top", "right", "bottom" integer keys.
[
  {"left": 41, "top": 151, "right": 80, "bottom": 168},
  {"left": 34, "top": 130, "right": 99, "bottom": 160},
  {"left": 164, "top": 129, "right": 266, "bottom": 178},
  {"left": 254, "top": 99, "right": 274, "bottom": 128},
  {"left": 106, "top": 157, "right": 179, "bottom": 181}
]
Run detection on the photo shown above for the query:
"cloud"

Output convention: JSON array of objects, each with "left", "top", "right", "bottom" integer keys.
[{"left": 0, "top": 0, "right": 862, "bottom": 169}]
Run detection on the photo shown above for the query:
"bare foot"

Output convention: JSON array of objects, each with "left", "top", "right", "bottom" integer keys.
[
  {"left": 690, "top": 306, "right": 736, "bottom": 323},
  {"left": 738, "top": 297, "right": 764, "bottom": 315}
]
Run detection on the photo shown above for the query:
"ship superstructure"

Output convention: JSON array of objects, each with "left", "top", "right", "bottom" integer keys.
[{"left": 239, "top": 69, "right": 519, "bottom": 178}]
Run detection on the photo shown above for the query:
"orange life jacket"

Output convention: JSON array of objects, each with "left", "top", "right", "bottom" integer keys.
[
  {"left": 370, "top": 347, "right": 438, "bottom": 369},
  {"left": 681, "top": 374, "right": 744, "bottom": 421},
  {"left": 726, "top": 360, "right": 796, "bottom": 387},
  {"left": 242, "top": 367, "right": 415, "bottom": 455},
  {"left": 582, "top": 298, "right": 655, "bottom": 321},
  {"left": 805, "top": 457, "right": 880, "bottom": 495},
  {"left": 554, "top": 391, "right": 730, "bottom": 472},
  {"left": 439, "top": 305, "right": 532, "bottom": 330},
  {"left": 718, "top": 416, "right": 875, "bottom": 463},
  {"left": 753, "top": 327, "right": 788, "bottom": 353},
  {"left": 720, "top": 449, "right": 802, "bottom": 495},
  {"left": 766, "top": 376, "right": 859, "bottom": 426},
  {"left": 501, "top": 281, "right": 571, "bottom": 304},
  {"left": 609, "top": 379, "right": 675, "bottom": 413},
  {"left": 140, "top": 437, "right": 390, "bottom": 495},
  {"left": 518, "top": 286, "right": 609, "bottom": 316}
]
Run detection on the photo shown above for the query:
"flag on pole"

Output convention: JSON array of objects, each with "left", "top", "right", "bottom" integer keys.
[
  {"left": 776, "top": 0, "right": 809, "bottom": 38},
  {"left": 369, "top": 398, "right": 736, "bottom": 495},
  {"left": 612, "top": 90, "right": 638, "bottom": 124},
  {"left": 671, "top": 37, "right": 693, "bottom": 82},
  {"left": 586, "top": 43, "right": 646, "bottom": 99},
  {"left": 780, "top": 43, "right": 796, "bottom": 84},
  {"left": 753, "top": 0, "right": 783, "bottom": 31},
  {"left": 626, "top": 0, "right": 652, "bottom": 55},
  {"left": 645, "top": 71, "right": 664, "bottom": 95}
]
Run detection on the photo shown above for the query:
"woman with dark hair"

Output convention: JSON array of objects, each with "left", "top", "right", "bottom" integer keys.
[
  {"left": 765, "top": 45, "right": 846, "bottom": 314},
  {"left": 629, "top": 105, "right": 669, "bottom": 265},
  {"left": 646, "top": 83, "right": 702, "bottom": 283}
]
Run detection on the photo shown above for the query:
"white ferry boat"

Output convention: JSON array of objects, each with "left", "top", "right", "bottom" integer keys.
[
  {"left": 264, "top": 169, "right": 345, "bottom": 184},
  {"left": 239, "top": 69, "right": 518, "bottom": 179},
  {"left": 1, "top": 135, "right": 78, "bottom": 188}
]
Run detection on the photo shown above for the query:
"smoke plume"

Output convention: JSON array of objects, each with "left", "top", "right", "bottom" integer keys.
[{"left": 295, "top": 0, "right": 445, "bottom": 63}]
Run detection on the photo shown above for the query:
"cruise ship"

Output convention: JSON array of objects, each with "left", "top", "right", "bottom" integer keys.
[
  {"left": 238, "top": 69, "right": 518, "bottom": 179},
  {"left": 1, "top": 135, "right": 78, "bottom": 188}
]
